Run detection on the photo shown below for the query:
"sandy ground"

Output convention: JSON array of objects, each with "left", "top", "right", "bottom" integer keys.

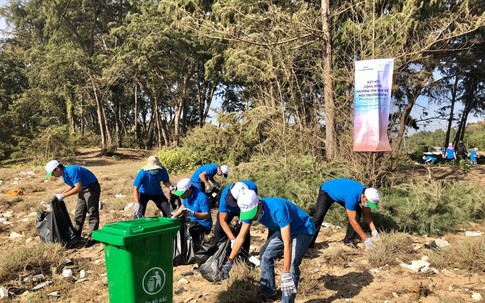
[{"left": 0, "top": 148, "right": 484, "bottom": 303}]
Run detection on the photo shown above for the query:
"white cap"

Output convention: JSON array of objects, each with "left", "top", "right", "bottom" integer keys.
[
  {"left": 45, "top": 160, "right": 60, "bottom": 178},
  {"left": 230, "top": 182, "right": 249, "bottom": 200},
  {"left": 237, "top": 190, "right": 260, "bottom": 220},
  {"left": 174, "top": 178, "right": 192, "bottom": 196},
  {"left": 221, "top": 165, "right": 230, "bottom": 174},
  {"left": 364, "top": 188, "right": 379, "bottom": 209}
]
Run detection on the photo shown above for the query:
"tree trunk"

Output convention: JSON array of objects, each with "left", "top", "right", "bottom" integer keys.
[
  {"left": 445, "top": 76, "right": 459, "bottom": 147},
  {"left": 153, "top": 95, "right": 163, "bottom": 148},
  {"left": 91, "top": 78, "right": 107, "bottom": 149},
  {"left": 322, "top": 0, "right": 336, "bottom": 160},
  {"left": 134, "top": 84, "right": 140, "bottom": 146}
]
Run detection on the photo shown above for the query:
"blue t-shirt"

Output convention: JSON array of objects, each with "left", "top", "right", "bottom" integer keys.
[
  {"left": 190, "top": 164, "right": 219, "bottom": 184},
  {"left": 470, "top": 150, "right": 477, "bottom": 161},
  {"left": 445, "top": 147, "right": 455, "bottom": 159},
  {"left": 219, "top": 180, "right": 258, "bottom": 224},
  {"left": 133, "top": 168, "right": 170, "bottom": 195},
  {"left": 62, "top": 165, "right": 98, "bottom": 189},
  {"left": 183, "top": 187, "right": 212, "bottom": 231},
  {"left": 425, "top": 156, "right": 437, "bottom": 163},
  {"left": 321, "top": 179, "right": 365, "bottom": 211},
  {"left": 257, "top": 197, "right": 315, "bottom": 236}
]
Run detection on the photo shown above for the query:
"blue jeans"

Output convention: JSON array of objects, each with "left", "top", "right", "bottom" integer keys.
[{"left": 259, "top": 231, "right": 313, "bottom": 303}]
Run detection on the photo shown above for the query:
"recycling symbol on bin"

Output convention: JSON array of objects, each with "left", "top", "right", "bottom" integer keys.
[{"left": 142, "top": 267, "right": 166, "bottom": 295}]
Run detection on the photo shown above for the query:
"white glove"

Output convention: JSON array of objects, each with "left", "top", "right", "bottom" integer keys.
[
  {"left": 205, "top": 185, "right": 212, "bottom": 193},
  {"left": 371, "top": 230, "right": 379, "bottom": 238},
  {"left": 230, "top": 239, "right": 236, "bottom": 249},
  {"left": 184, "top": 208, "right": 195, "bottom": 218},
  {"left": 364, "top": 238, "right": 375, "bottom": 250},
  {"left": 133, "top": 203, "right": 142, "bottom": 218},
  {"left": 281, "top": 272, "right": 297, "bottom": 297},
  {"left": 55, "top": 194, "right": 65, "bottom": 200},
  {"left": 169, "top": 185, "right": 176, "bottom": 192}
]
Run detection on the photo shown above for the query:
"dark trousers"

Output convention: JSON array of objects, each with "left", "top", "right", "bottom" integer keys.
[
  {"left": 309, "top": 189, "right": 362, "bottom": 247},
  {"left": 187, "top": 222, "right": 210, "bottom": 253},
  {"left": 214, "top": 212, "right": 251, "bottom": 254},
  {"left": 74, "top": 182, "right": 101, "bottom": 240},
  {"left": 135, "top": 193, "right": 171, "bottom": 218}
]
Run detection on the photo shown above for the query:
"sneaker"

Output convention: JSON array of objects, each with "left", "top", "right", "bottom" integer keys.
[{"left": 84, "top": 240, "right": 97, "bottom": 248}]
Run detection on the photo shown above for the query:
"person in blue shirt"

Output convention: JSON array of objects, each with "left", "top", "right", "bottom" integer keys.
[
  {"left": 220, "top": 190, "right": 315, "bottom": 303},
  {"left": 214, "top": 180, "right": 258, "bottom": 254},
  {"left": 423, "top": 155, "right": 437, "bottom": 164},
  {"left": 45, "top": 160, "right": 100, "bottom": 248},
  {"left": 444, "top": 143, "right": 456, "bottom": 162},
  {"left": 469, "top": 147, "right": 478, "bottom": 165},
  {"left": 172, "top": 178, "right": 212, "bottom": 250},
  {"left": 190, "top": 163, "right": 230, "bottom": 192},
  {"left": 132, "top": 156, "right": 176, "bottom": 219},
  {"left": 310, "top": 178, "right": 380, "bottom": 250}
]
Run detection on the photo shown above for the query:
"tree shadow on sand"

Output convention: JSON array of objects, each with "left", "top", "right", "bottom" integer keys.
[{"left": 303, "top": 271, "right": 373, "bottom": 303}]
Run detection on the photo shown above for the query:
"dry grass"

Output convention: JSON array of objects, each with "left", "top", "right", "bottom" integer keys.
[
  {"left": 217, "top": 262, "right": 260, "bottom": 303},
  {"left": 0, "top": 243, "right": 65, "bottom": 282},
  {"left": 320, "top": 244, "right": 355, "bottom": 268},
  {"left": 365, "top": 232, "right": 415, "bottom": 267},
  {"left": 430, "top": 237, "right": 485, "bottom": 273},
  {"left": 437, "top": 296, "right": 467, "bottom": 303}
]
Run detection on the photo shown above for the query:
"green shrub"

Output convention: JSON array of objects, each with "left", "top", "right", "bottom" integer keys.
[
  {"left": 377, "top": 179, "right": 485, "bottom": 235},
  {"left": 29, "top": 125, "right": 77, "bottom": 161},
  {"left": 157, "top": 146, "right": 203, "bottom": 175}
]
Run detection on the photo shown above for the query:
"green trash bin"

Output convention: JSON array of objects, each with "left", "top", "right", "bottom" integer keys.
[{"left": 92, "top": 217, "right": 181, "bottom": 303}]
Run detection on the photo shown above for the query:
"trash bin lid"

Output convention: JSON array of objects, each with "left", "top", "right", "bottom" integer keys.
[{"left": 92, "top": 217, "right": 181, "bottom": 246}]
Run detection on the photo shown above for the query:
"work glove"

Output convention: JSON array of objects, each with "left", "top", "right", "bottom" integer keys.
[
  {"left": 364, "top": 238, "right": 376, "bottom": 250},
  {"left": 133, "top": 203, "right": 142, "bottom": 219},
  {"left": 230, "top": 239, "right": 236, "bottom": 249},
  {"left": 183, "top": 208, "right": 195, "bottom": 218},
  {"left": 205, "top": 185, "right": 212, "bottom": 193},
  {"left": 54, "top": 193, "right": 65, "bottom": 201},
  {"left": 281, "top": 272, "right": 297, "bottom": 297},
  {"left": 169, "top": 184, "right": 176, "bottom": 192},
  {"left": 371, "top": 230, "right": 379, "bottom": 238},
  {"left": 220, "top": 260, "right": 233, "bottom": 280}
]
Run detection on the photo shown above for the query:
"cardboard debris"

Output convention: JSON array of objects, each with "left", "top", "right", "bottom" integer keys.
[{"left": 6, "top": 189, "right": 24, "bottom": 197}]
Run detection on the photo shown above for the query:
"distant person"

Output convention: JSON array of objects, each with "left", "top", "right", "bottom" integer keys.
[
  {"left": 423, "top": 155, "right": 437, "bottom": 164},
  {"left": 220, "top": 190, "right": 315, "bottom": 303},
  {"left": 172, "top": 178, "right": 212, "bottom": 250},
  {"left": 214, "top": 180, "right": 258, "bottom": 255},
  {"left": 444, "top": 143, "right": 456, "bottom": 162},
  {"left": 469, "top": 147, "right": 478, "bottom": 165},
  {"left": 309, "top": 178, "right": 379, "bottom": 250},
  {"left": 132, "top": 156, "right": 176, "bottom": 218},
  {"left": 456, "top": 141, "right": 467, "bottom": 161},
  {"left": 44, "top": 160, "right": 100, "bottom": 248},
  {"left": 190, "top": 163, "right": 230, "bottom": 192}
]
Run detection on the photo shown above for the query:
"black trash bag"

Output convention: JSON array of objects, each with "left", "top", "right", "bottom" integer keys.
[
  {"left": 197, "top": 239, "right": 231, "bottom": 282},
  {"left": 173, "top": 220, "right": 199, "bottom": 266},
  {"left": 36, "top": 197, "right": 79, "bottom": 247},
  {"left": 195, "top": 222, "right": 243, "bottom": 282},
  {"left": 206, "top": 186, "right": 221, "bottom": 209},
  {"left": 169, "top": 192, "right": 181, "bottom": 212}
]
